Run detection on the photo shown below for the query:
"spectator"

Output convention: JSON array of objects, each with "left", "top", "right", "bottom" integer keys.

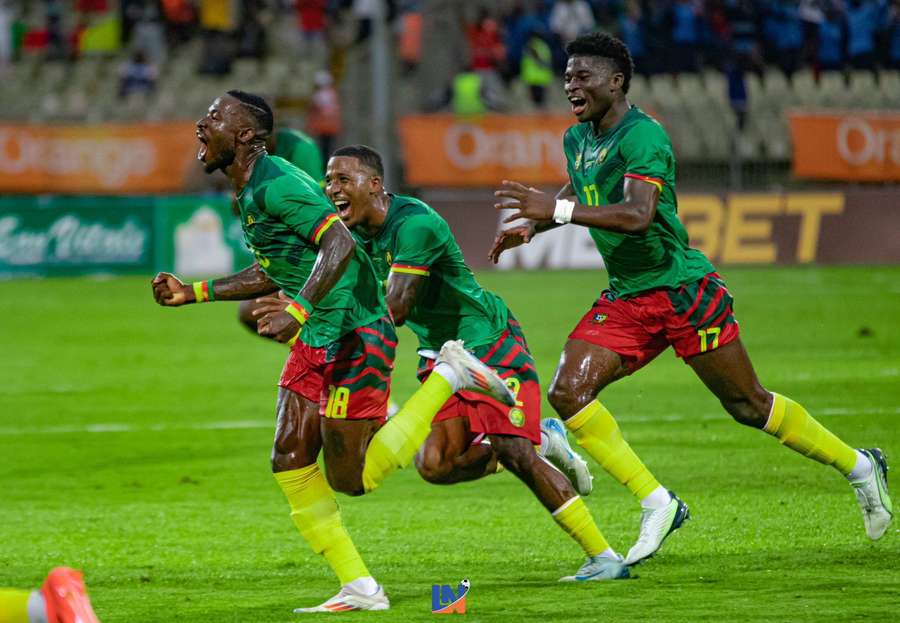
[
  {"left": 131, "top": 5, "right": 167, "bottom": 65},
  {"left": 889, "top": 1, "right": 900, "bottom": 69},
  {"left": 725, "top": 56, "right": 748, "bottom": 131},
  {"left": 198, "top": 0, "right": 237, "bottom": 75},
  {"left": 769, "top": 0, "right": 805, "bottom": 78},
  {"left": 306, "top": 70, "right": 342, "bottom": 162},
  {"left": 119, "top": 49, "right": 157, "bottom": 98},
  {"left": 618, "top": 0, "right": 646, "bottom": 74},
  {"left": 550, "top": 0, "right": 595, "bottom": 46},
  {"left": 846, "top": 0, "right": 881, "bottom": 71},
  {"left": 296, "top": 0, "right": 327, "bottom": 61},
  {"left": 0, "top": 0, "right": 11, "bottom": 72},
  {"left": 817, "top": 7, "right": 845, "bottom": 74},
  {"left": 669, "top": 0, "right": 702, "bottom": 74},
  {"left": 353, "top": 0, "right": 378, "bottom": 44},
  {"left": 161, "top": 0, "right": 196, "bottom": 45},
  {"left": 397, "top": 0, "right": 423, "bottom": 74},
  {"left": 465, "top": 8, "right": 506, "bottom": 74},
  {"left": 520, "top": 32, "right": 553, "bottom": 108},
  {"left": 237, "top": 5, "right": 266, "bottom": 58},
  {"left": 503, "top": 1, "right": 545, "bottom": 79}
]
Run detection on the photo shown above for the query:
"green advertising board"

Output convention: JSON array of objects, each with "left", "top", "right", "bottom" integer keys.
[
  {"left": 0, "top": 196, "right": 155, "bottom": 277},
  {"left": 0, "top": 195, "right": 254, "bottom": 279}
]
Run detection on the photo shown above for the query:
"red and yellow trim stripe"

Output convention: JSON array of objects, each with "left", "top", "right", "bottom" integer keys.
[
  {"left": 285, "top": 298, "right": 312, "bottom": 325},
  {"left": 191, "top": 279, "right": 215, "bottom": 303},
  {"left": 390, "top": 263, "right": 430, "bottom": 276},
  {"left": 624, "top": 173, "right": 664, "bottom": 193},
  {"left": 312, "top": 213, "right": 341, "bottom": 244}
]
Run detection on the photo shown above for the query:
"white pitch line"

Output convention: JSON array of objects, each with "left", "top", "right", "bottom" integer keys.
[{"left": 0, "top": 408, "right": 898, "bottom": 437}]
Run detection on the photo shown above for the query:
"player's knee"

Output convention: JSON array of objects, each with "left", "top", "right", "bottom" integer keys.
[
  {"left": 325, "top": 469, "right": 365, "bottom": 496},
  {"left": 237, "top": 300, "right": 260, "bottom": 333},
  {"left": 722, "top": 385, "right": 771, "bottom": 429},
  {"left": 547, "top": 378, "right": 582, "bottom": 418},
  {"left": 415, "top": 448, "right": 454, "bottom": 484}
]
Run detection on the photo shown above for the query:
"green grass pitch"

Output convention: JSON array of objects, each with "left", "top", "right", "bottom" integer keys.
[{"left": 1, "top": 266, "right": 898, "bottom": 622}]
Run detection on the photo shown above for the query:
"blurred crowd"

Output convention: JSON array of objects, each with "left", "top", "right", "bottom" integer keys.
[{"left": 444, "top": 0, "right": 900, "bottom": 111}]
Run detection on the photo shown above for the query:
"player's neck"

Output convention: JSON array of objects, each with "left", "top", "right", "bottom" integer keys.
[
  {"left": 591, "top": 98, "right": 630, "bottom": 136},
  {"left": 227, "top": 146, "right": 267, "bottom": 194},
  {"left": 360, "top": 192, "right": 390, "bottom": 237}
]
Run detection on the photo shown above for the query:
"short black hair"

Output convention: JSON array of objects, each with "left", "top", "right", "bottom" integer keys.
[
  {"left": 566, "top": 32, "right": 634, "bottom": 94},
  {"left": 226, "top": 89, "right": 274, "bottom": 137},
  {"left": 331, "top": 144, "right": 384, "bottom": 178}
]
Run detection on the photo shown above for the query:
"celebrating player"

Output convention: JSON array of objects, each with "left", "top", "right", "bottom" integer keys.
[
  {"left": 304, "top": 144, "right": 628, "bottom": 581},
  {"left": 489, "top": 33, "right": 892, "bottom": 565},
  {"left": 151, "top": 91, "right": 515, "bottom": 612}
]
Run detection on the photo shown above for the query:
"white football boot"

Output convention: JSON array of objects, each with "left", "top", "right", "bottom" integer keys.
[
  {"left": 624, "top": 491, "right": 690, "bottom": 565},
  {"left": 851, "top": 448, "right": 893, "bottom": 540},
  {"left": 560, "top": 554, "right": 630, "bottom": 582},
  {"left": 293, "top": 584, "right": 390, "bottom": 613},
  {"left": 437, "top": 340, "right": 516, "bottom": 406},
  {"left": 540, "top": 418, "right": 593, "bottom": 496}
]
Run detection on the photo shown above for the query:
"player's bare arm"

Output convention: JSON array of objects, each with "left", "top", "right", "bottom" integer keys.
[
  {"left": 488, "top": 182, "right": 573, "bottom": 264},
  {"left": 257, "top": 222, "right": 355, "bottom": 342},
  {"left": 494, "top": 177, "right": 657, "bottom": 233},
  {"left": 151, "top": 262, "right": 278, "bottom": 307},
  {"left": 384, "top": 271, "right": 426, "bottom": 326}
]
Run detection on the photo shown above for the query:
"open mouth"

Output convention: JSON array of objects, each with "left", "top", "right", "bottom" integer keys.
[
  {"left": 569, "top": 96, "right": 587, "bottom": 116},
  {"left": 333, "top": 199, "right": 352, "bottom": 219},
  {"left": 196, "top": 131, "right": 208, "bottom": 162}
]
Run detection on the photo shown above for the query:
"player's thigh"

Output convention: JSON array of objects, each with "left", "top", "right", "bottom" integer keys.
[
  {"left": 686, "top": 337, "right": 771, "bottom": 427},
  {"left": 272, "top": 388, "right": 323, "bottom": 472},
  {"left": 320, "top": 417, "right": 382, "bottom": 495},
  {"left": 547, "top": 339, "right": 630, "bottom": 418}
]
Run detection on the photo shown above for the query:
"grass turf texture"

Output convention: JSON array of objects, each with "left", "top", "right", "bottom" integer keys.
[{"left": 1, "top": 266, "right": 898, "bottom": 622}]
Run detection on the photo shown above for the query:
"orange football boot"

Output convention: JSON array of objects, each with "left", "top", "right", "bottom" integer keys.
[{"left": 40, "top": 567, "right": 100, "bottom": 623}]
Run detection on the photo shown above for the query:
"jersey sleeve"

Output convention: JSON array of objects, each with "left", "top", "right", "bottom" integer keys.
[
  {"left": 389, "top": 213, "right": 445, "bottom": 277},
  {"left": 620, "top": 120, "right": 673, "bottom": 193},
  {"left": 264, "top": 175, "right": 340, "bottom": 245}
]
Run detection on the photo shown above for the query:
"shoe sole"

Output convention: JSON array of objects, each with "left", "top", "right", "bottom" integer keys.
[
  {"left": 627, "top": 495, "right": 691, "bottom": 567},
  {"left": 541, "top": 421, "right": 594, "bottom": 496}
]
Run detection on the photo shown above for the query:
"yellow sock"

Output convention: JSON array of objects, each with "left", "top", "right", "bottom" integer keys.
[
  {"left": 362, "top": 373, "right": 453, "bottom": 492},
  {"left": 0, "top": 589, "right": 31, "bottom": 623},
  {"left": 275, "top": 465, "right": 370, "bottom": 585},
  {"left": 765, "top": 393, "right": 858, "bottom": 475},
  {"left": 565, "top": 400, "right": 661, "bottom": 500},
  {"left": 552, "top": 496, "right": 610, "bottom": 557}
]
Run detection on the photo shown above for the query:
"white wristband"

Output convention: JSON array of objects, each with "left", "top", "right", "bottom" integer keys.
[{"left": 553, "top": 199, "right": 575, "bottom": 224}]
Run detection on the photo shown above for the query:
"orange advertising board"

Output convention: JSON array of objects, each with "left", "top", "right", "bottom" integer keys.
[
  {"left": 789, "top": 112, "right": 900, "bottom": 182},
  {"left": 0, "top": 122, "right": 199, "bottom": 194},
  {"left": 399, "top": 114, "right": 574, "bottom": 186}
]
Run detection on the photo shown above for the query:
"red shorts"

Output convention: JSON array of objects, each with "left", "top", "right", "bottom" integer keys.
[
  {"left": 417, "top": 317, "right": 541, "bottom": 445},
  {"left": 279, "top": 316, "right": 397, "bottom": 422},
  {"left": 569, "top": 272, "right": 740, "bottom": 374}
]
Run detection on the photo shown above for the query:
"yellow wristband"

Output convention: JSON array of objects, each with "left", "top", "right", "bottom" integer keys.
[
  {"left": 192, "top": 281, "right": 205, "bottom": 303},
  {"left": 285, "top": 301, "right": 310, "bottom": 325}
]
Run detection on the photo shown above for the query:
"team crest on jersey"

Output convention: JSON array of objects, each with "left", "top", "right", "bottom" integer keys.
[
  {"left": 246, "top": 214, "right": 255, "bottom": 225},
  {"left": 386, "top": 251, "right": 392, "bottom": 264},
  {"left": 508, "top": 407, "right": 526, "bottom": 428},
  {"left": 574, "top": 152, "right": 582, "bottom": 169},
  {"left": 591, "top": 313, "right": 608, "bottom": 325},
  {"left": 598, "top": 147, "right": 608, "bottom": 163}
]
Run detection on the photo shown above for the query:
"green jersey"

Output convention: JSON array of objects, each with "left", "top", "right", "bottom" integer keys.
[
  {"left": 563, "top": 106, "right": 714, "bottom": 298},
  {"left": 236, "top": 155, "right": 385, "bottom": 347},
  {"left": 355, "top": 194, "right": 509, "bottom": 350},
  {"left": 273, "top": 128, "right": 324, "bottom": 183}
]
